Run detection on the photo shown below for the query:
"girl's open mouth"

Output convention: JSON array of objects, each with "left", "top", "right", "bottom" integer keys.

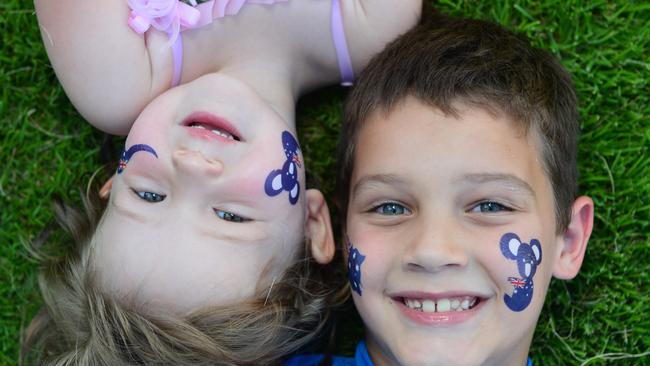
[{"left": 182, "top": 112, "right": 242, "bottom": 142}]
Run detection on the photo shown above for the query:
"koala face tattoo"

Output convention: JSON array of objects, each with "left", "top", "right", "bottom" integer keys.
[
  {"left": 499, "top": 232, "right": 542, "bottom": 312},
  {"left": 264, "top": 131, "right": 301, "bottom": 205}
]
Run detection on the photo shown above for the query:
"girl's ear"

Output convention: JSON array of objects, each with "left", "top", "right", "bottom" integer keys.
[
  {"left": 553, "top": 196, "right": 594, "bottom": 279},
  {"left": 305, "top": 189, "right": 335, "bottom": 264},
  {"left": 99, "top": 175, "right": 114, "bottom": 199}
]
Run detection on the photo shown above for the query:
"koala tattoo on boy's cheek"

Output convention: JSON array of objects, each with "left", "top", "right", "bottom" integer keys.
[
  {"left": 499, "top": 232, "right": 542, "bottom": 312},
  {"left": 347, "top": 241, "right": 366, "bottom": 296},
  {"left": 264, "top": 131, "right": 301, "bottom": 205},
  {"left": 117, "top": 144, "right": 158, "bottom": 174}
]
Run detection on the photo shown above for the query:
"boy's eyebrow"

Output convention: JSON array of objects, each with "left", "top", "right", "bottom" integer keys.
[
  {"left": 459, "top": 173, "right": 536, "bottom": 197},
  {"left": 352, "top": 174, "right": 408, "bottom": 196}
]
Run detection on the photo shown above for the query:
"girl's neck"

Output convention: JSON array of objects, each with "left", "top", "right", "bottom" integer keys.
[{"left": 218, "top": 59, "right": 298, "bottom": 132}]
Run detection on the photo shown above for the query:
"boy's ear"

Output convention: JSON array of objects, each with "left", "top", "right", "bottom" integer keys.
[
  {"left": 305, "top": 189, "right": 335, "bottom": 264},
  {"left": 553, "top": 196, "right": 594, "bottom": 279},
  {"left": 99, "top": 175, "right": 114, "bottom": 199}
]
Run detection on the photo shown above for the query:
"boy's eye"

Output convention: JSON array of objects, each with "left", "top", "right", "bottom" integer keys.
[
  {"left": 373, "top": 202, "right": 411, "bottom": 215},
  {"left": 214, "top": 209, "right": 250, "bottom": 223},
  {"left": 470, "top": 201, "right": 512, "bottom": 213},
  {"left": 132, "top": 189, "right": 166, "bottom": 203}
]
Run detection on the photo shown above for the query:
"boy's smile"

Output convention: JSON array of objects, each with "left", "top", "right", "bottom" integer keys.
[{"left": 346, "top": 97, "right": 562, "bottom": 366}]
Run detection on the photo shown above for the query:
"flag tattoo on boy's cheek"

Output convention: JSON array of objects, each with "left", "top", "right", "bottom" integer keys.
[
  {"left": 117, "top": 144, "right": 158, "bottom": 174},
  {"left": 264, "top": 131, "right": 301, "bottom": 205},
  {"left": 347, "top": 241, "right": 366, "bottom": 296},
  {"left": 499, "top": 232, "right": 542, "bottom": 312}
]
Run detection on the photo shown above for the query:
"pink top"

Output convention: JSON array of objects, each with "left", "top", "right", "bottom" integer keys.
[{"left": 127, "top": 0, "right": 354, "bottom": 87}]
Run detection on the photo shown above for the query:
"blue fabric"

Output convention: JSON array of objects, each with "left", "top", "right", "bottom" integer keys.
[
  {"left": 284, "top": 341, "right": 533, "bottom": 366},
  {"left": 283, "top": 342, "right": 370, "bottom": 366}
]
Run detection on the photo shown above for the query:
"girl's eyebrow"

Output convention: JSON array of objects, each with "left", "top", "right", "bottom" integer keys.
[
  {"left": 118, "top": 144, "right": 158, "bottom": 174},
  {"left": 458, "top": 173, "right": 536, "bottom": 197},
  {"left": 352, "top": 173, "right": 408, "bottom": 196}
]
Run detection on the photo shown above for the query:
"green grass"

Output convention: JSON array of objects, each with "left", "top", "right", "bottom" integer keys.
[{"left": 1, "top": 0, "right": 648, "bottom": 365}]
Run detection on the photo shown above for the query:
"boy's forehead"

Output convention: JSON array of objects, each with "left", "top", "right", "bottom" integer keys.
[
  {"left": 358, "top": 98, "right": 543, "bottom": 164},
  {"left": 352, "top": 97, "right": 551, "bottom": 192}
]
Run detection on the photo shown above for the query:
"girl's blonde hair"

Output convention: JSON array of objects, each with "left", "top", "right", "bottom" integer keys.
[{"left": 22, "top": 188, "right": 338, "bottom": 365}]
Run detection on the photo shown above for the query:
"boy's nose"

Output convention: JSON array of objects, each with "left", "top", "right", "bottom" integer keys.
[
  {"left": 172, "top": 149, "right": 223, "bottom": 177},
  {"left": 403, "top": 218, "right": 469, "bottom": 273}
]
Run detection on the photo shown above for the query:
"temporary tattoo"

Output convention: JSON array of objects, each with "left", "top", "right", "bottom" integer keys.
[
  {"left": 499, "top": 232, "right": 542, "bottom": 312},
  {"left": 264, "top": 131, "right": 301, "bottom": 205},
  {"left": 117, "top": 144, "right": 158, "bottom": 174},
  {"left": 347, "top": 241, "right": 366, "bottom": 296}
]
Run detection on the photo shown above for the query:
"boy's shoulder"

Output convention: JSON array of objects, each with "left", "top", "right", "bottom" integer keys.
[
  {"left": 283, "top": 342, "right": 373, "bottom": 366},
  {"left": 283, "top": 354, "right": 355, "bottom": 366}
]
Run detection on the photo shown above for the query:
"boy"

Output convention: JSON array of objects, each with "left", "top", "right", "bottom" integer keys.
[{"left": 334, "top": 14, "right": 594, "bottom": 366}]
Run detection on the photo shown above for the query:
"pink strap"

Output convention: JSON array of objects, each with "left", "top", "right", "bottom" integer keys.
[
  {"left": 331, "top": 0, "right": 354, "bottom": 86},
  {"left": 129, "top": 0, "right": 353, "bottom": 87},
  {"left": 170, "top": 33, "right": 184, "bottom": 86}
]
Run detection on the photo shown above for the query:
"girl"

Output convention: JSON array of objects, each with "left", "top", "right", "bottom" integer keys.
[{"left": 25, "top": 1, "right": 421, "bottom": 364}]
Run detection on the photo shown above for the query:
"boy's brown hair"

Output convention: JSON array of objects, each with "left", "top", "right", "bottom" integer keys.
[{"left": 337, "top": 14, "right": 580, "bottom": 234}]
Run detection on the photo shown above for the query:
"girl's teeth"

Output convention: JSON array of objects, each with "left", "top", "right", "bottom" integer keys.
[
  {"left": 190, "top": 124, "right": 235, "bottom": 140},
  {"left": 404, "top": 296, "right": 478, "bottom": 313}
]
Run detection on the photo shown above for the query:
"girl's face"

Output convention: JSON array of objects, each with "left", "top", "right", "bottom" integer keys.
[{"left": 93, "top": 74, "right": 308, "bottom": 314}]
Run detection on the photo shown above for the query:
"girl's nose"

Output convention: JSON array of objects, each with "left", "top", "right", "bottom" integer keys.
[{"left": 172, "top": 149, "right": 223, "bottom": 177}]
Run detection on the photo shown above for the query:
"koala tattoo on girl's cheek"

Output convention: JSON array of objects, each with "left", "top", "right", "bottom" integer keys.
[
  {"left": 117, "top": 144, "right": 158, "bottom": 174},
  {"left": 264, "top": 131, "right": 302, "bottom": 205},
  {"left": 500, "top": 232, "right": 542, "bottom": 312},
  {"left": 347, "top": 241, "right": 366, "bottom": 296}
]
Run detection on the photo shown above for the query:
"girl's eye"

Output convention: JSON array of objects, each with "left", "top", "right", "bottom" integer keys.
[
  {"left": 373, "top": 202, "right": 411, "bottom": 216},
  {"left": 470, "top": 201, "right": 512, "bottom": 213},
  {"left": 214, "top": 209, "right": 250, "bottom": 223},
  {"left": 132, "top": 189, "right": 166, "bottom": 203}
]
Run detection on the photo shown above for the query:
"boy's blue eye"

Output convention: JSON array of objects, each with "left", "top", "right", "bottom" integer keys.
[
  {"left": 374, "top": 202, "right": 410, "bottom": 215},
  {"left": 214, "top": 209, "right": 250, "bottom": 223},
  {"left": 471, "top": 201, "right": 511, "bottom": 213},
  {"left": 132, "top": 189, "right": 166, "bottom": 203}
]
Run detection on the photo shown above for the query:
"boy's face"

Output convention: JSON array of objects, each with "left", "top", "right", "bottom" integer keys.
[
  {"left": 346, "top": 97, "right": 562, "bottom": 366},
  {"left": 92, "top": 74, "right": 309, "bottom": 314}
]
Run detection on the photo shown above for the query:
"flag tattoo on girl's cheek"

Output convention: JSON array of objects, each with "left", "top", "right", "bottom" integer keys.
[
  {"left": 499, "top": 232, "right": 542, "bottom": 312},
  {"left": 117, "top": 144, "right": 158, "bottom": 174},
  {"left": 347, "top": 240, "right": 366, "bottom": 296}
]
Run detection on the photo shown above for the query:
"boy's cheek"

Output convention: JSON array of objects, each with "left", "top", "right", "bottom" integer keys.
[{"left": 347, "top": 229, "right": 394, "bottom": 281}]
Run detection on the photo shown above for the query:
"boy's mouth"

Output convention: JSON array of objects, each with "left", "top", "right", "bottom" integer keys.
[{"left": 397, "top": 296, "right": 480, "bottom": 313}]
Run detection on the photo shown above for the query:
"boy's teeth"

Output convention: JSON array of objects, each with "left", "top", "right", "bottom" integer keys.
[
  {"left": 422, "top": 300, "right": 435, "bottom": 312},
  {"left": 451, "top": 299, "right": 460, "bottom": 310},
  {"left": 437, "top": 298, "right": 451, "bottom": 312},
  {"left": 461, "top": 299, "right": 470, "bottom": 310},
  {"left": 403, "top": 296, "right": 478, "bottom": 313}
]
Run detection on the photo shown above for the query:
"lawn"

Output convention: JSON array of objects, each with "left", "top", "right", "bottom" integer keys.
[{"left": 1, "top": 0, "right": 648, "bottom": 365}]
